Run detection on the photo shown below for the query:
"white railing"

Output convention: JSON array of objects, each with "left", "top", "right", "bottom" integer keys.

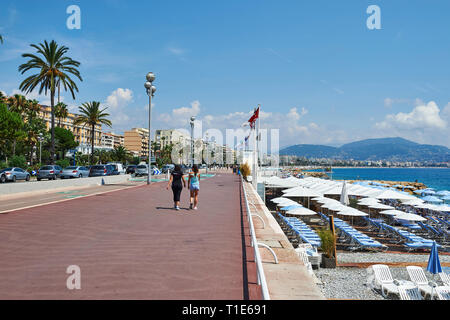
[{"left": 241, "top": 176, "right": 272, "bottom": 300}]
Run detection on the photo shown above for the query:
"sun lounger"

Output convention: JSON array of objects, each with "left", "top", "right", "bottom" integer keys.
[
  {"left": 406, "top": 266, "right": 439, "bottom": 299},
  {"left": 368, "top": 264, "right": 416, "bottom": 299},
  {"left": 331, "top": 219, "right": 387, "bottom": 251},
  {"left": 398, "top": 286, "right": 424, "bottom": 300},
  {"left": 439, "top": 272, "right": 450, "bottom": 286},
  {"left": 435, "top": 286, "right": 450, "bottom": 300}
]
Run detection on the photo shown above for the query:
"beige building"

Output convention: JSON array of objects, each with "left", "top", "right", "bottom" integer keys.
[
  {"left": 124, "top": 128, "right": 150, "bottom": 158},
  {"left": 39, "top": 105, "right": 102, "bottom": 154},
  {"left": 155, "top": 129, "right": 190, "bottom": 149},
  {"left": 101, "top": 132, "right": 124, "bottom": 151}
]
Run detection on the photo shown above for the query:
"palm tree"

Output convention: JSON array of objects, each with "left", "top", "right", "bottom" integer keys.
[
  {"left": 18, "top": 40, "right": 82, "bottom": 164},
  {"left": 55, "top": 102, "right": 68, "bottom": 127},
  {"left": 7, "top": 94, "right": 28, "bottom": 116},
  {"left": 111, "top": 145, "right": 131, "bottom": 164},
  {"left": 74, "top": 101, "right": 112, "bottom": 164}
]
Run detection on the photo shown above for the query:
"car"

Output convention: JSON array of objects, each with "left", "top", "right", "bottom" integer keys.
[
  {"left": 161, "top": 164, "right": 175, "bottom": 173},
  {"left": 89, "top": 164, "right": 116, "bottom": 177},
  {"left": 0, "top": 167, "right": 30, "bottom": 182},
  {"left": 60, "top": 166, "right": 90, "bottom": 179},
  {"left": 126, "top": 165, "right": 137, "bottom": 174},
  {"left": 37, "top": 165, "right": 62, "bottom": 181},
  {"left": 107, "top": 162, "right": 125, "bottom": 174},
  {"left": 135, "top": 164, "right": 149, "bottom": 176}
]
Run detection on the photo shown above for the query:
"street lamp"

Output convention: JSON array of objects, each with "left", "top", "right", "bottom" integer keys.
[
  {"left": 145, "top": 72, "right": 156, "bottom": 185},
  {"left": 38, "top": 133, "right": 44, "bottom": 165},
  {"left": 190, "top": 116, "right": 195, "bottom": 167},
  {"left": 205, "top": 132, "right": 208, "bottom": 174}
]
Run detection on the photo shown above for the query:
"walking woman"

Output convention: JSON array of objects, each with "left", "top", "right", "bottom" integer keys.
[
  {"left": 188, "top": 164, "right": 201, "bottom": 210},
  {"left": 166, "top": 164, "right": 186, "bottom": 210}
]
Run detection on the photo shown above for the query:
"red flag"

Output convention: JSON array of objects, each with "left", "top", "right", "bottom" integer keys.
[{"left": 248, "top": 106, "right": 259, "bottom": 128}]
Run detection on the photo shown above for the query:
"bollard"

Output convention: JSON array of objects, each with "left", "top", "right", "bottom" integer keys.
[{"left": 101, "top": 178, "right": 105, "bottom": 185}]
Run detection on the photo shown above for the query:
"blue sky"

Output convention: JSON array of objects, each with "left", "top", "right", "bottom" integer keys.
[{"left": 1, "top": 0, "right": 450, "bottom": 148}]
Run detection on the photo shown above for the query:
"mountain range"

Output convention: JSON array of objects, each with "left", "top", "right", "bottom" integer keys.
[{"left": 279, "top": 137, "right": 450, "bottom": 162}]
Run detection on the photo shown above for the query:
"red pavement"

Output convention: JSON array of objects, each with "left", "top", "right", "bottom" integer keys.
[{"left": 0, "top": 173, "right": 256, "bottom": 299}]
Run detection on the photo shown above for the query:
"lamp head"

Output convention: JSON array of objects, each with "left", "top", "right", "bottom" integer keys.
[
  {"left": 146, "top": 72, "right": 155, "bottom": 83},
  {"left": 144, "top": 81, "right": 152, "bottom": 89}
]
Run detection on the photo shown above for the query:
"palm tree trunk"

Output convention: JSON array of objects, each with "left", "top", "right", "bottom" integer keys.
[
  {"left": 50, "top": 90, "right": 55, "bottom": 164},
  {"left": 91, "top": 124, "right": 95, "bottom": 165}
]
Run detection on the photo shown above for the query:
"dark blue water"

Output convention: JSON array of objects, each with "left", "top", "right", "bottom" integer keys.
[{"left": 311, "top": 168, "right": 450, "bottom": 191}]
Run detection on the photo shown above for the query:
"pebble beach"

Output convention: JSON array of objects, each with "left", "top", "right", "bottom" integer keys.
[{"left": 314, "top": 252, "right": 450, "bottom": 300}]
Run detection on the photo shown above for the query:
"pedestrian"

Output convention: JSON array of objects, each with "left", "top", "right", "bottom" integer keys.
[
  {"left": 188, "top": 164, "right": 201, "bottom": 210},
  {"left": 166, "top": 164, "right": 186, "bottom": 210}
]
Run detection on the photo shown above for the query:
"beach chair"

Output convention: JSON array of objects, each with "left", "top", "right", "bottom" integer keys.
[
  {"left": 406, "top": 266, "right": 438, "bottom": 299},
  {"left": 439, "top": 272, "right": 450, "bottom": 286},
  {"left": 369, "top": 264, "right": 416, "bottom": 298},
  {"left": 435, "top": 286, "right": 450, "bottom": 300},
  {"left": 398, "top": 286, "right": 423, "bottom": 300}
]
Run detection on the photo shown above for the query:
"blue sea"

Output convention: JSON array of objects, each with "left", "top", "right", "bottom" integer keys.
[{"left": 310, "top": 168, "right": 450, "bottom": 191}]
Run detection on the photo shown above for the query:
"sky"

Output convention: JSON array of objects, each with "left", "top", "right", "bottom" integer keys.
[{"left": 1, "top": 0, "right": 450, "bottom": 149}]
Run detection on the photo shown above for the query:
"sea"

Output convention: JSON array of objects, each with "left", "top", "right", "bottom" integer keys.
[{"left": 309, "top": 168, "right": 450, "bottom": 191}]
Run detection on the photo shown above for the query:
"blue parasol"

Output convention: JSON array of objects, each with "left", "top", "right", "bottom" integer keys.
[{"left": 427, "top": 241, "right": 442, "bottom": 275}]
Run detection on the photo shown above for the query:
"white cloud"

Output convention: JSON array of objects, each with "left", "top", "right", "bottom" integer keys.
[
  {"left": 376, "top": 101, "right": 447, "bottom": 130},
  {"left": 105, "top": 88, "right": 133, "bottom": 109}
]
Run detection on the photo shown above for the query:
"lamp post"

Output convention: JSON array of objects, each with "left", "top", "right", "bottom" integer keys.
[
  {"left": 190, "top": 116, "right": 195, "bottom": 167},
  {"left": 205, "top": 132, "right": 209, "bottom": 174},
  {"left": 38, "top": 133, "right": 43, "bottom": 165},
  {"left": 145, "top": 72, "right": 156, "bottom": 185}
]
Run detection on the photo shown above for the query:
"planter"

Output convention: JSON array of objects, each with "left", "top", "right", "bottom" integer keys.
[{"left": 320, "top": 254, "right": 336, "bottom": 269}]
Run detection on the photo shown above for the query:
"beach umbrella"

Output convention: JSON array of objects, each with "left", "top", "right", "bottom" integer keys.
[
  {"left": 275, "top": 199, "right": 298, "bottom": 207},
  {"left": 434, "top": 205, "right": 450, "bottom": 212},
  {"left": 400, "top": 198, "right": 424, "bottom": 205},
  {"left": 426, "top": 241, "right": 442, "bottom": 281},
  {"left": 379, "top": 209, "right": 406, "bottom": 216},
  {"left": 442, "top": 195, "right": 450, "bottom": 203},
  {"left": 421, "top": 196, "right": 444, "bottom": 204},
  {"left": 340, "top": 181, "right": 349, "bottom": 206},
  {"left": 286, "top": 207, "right": 317, "bottom": 216},
  {"left": 280, "top": 204, "right": 303, "bottom": 211},
  {"left": 373, "top": 189, "right": 416, "bottom": 200},
  {"left": 282, "top": 187, "right": 321, "bottom": 197},
  {"left": 271, "top": 197, "right": 289, "bottom": 203},
  {"left": 321, "top": 203, "right": 347, "bottom": 211},
  {"left": 422, "top": 190, "right": 436, "bottom": 195},
  {"left": 394, "top": 213, "right": 427, "bottom": 222},
  {"left": 368, "top": 203, "right": 395, "bottom": 210},
  {"left": 414, "top": 189, "right": 425, "bottom": 195},
  {"left": 436, "top": 190, "right": 450, "bottom": 197},
  {"left": 337, "top": 208, "right": 368, "bottom": 216},
  {"left": 357, "top": 197, "right": 380, "bottom": 205}
]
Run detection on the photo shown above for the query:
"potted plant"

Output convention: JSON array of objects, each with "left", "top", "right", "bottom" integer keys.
[{"left": 317, "top": 228, "right": 337, "bottom": 268}]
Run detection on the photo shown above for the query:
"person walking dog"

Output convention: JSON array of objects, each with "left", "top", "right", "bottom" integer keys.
[{"left": 166, "top": 164, "right": 186, "bottom": 210}]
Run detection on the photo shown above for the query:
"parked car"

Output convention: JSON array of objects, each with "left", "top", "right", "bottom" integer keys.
[
  {"left": 60, "top": 166, "right": 90, "bottom": 179},
  {"left": 37, "top": 165, "right": 62, "bottom": 181},
  {"left": 126, "top": 165, "right": 137, "bottom": 174},
  {"left": 161, "top": 164, "right": 175, "bottom": 173},
  {"left": 89, "top": 164, "right": 116, "bottom": 177},
  {"left": 107, "top": 162, "right": 125, "bottom": 174},
  {"left": 135, "top": 164, "right": 149, "bottom": 176},
  {"left": 0, "top": 167, "right": 30, "bottom": 182}
]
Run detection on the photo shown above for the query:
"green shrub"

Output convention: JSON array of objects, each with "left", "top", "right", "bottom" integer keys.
[
  {"left": 56, "top": 159, "right": 70, "bottom": 169},
  {"left": 9, "top": 155, "right": 27, "bottom": 168},
  {"left": 317, "top": 228, "right": 336, "bottom": 258}
]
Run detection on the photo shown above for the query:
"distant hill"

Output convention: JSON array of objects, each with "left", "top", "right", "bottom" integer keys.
[{"left": 280, "top": 137, "right": 450, "bottom": 162}]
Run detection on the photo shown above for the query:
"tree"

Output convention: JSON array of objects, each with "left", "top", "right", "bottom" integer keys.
[
  {"left": 73, "top": 101, "right": 111, "bottom": 164},
  {"left": 0, "top": 34, "right": 3, "bottom": 44},
  {"left": 0, "top": 102, "right": 25, "bottom": 162},
  {"left": 111, "top": 145, "right": 131, "bottom": 164},
  {"left": 54, "top": 127, "right": 78, "bottom": 160},
  {"left": 18, "top": 40, "right": 82, "bottom": 164},
  {"left": 7, "top": 94, "right": 28, "bottom": 117},
  {"left": 55, "top": 102, "right": 68, "bottom": 127}
]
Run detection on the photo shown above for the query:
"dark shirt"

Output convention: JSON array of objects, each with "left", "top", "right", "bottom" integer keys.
[{"left": 171, "top": 170, "right": 183, "bottom": 188}]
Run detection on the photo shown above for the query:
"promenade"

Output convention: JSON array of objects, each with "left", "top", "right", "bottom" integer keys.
[{"left": 0, "top": 173, "right": 249, "bottom": 299}]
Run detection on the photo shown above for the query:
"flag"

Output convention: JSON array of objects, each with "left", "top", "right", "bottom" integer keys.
[{"left": 248, "top": 106, "right": 260, "bottom": 129}]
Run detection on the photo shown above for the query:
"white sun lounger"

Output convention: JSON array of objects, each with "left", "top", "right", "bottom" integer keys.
[
  {"left": 406, "top": 266, "right": 438, "bottom": 299},
  {"left": 398, "top": 286, "right": 423, "bottom": 300},
  {"left": 435, "top": 286, "right": 450, "bottom": 300},
  {"left": 439, "top": 272, "right": 450, "bottom": 286},
  {"left": 368, "top": 264, "right": 416, "bottom": 298}
]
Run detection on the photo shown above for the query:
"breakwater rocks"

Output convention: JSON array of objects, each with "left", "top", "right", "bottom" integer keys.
[{"left": 348, "top": 180, "right": 427, "bottom": 194}]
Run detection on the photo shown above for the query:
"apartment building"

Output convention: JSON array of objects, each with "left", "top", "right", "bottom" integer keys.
[
  {"left": 101, "top": 132, "right": 124, "bottom": 151},
  {"left": 38, "top": 105, "right": 102, "bottom": 154},
  {"left": 124, "top": 128, "right": 150, "bottom": 158}
]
